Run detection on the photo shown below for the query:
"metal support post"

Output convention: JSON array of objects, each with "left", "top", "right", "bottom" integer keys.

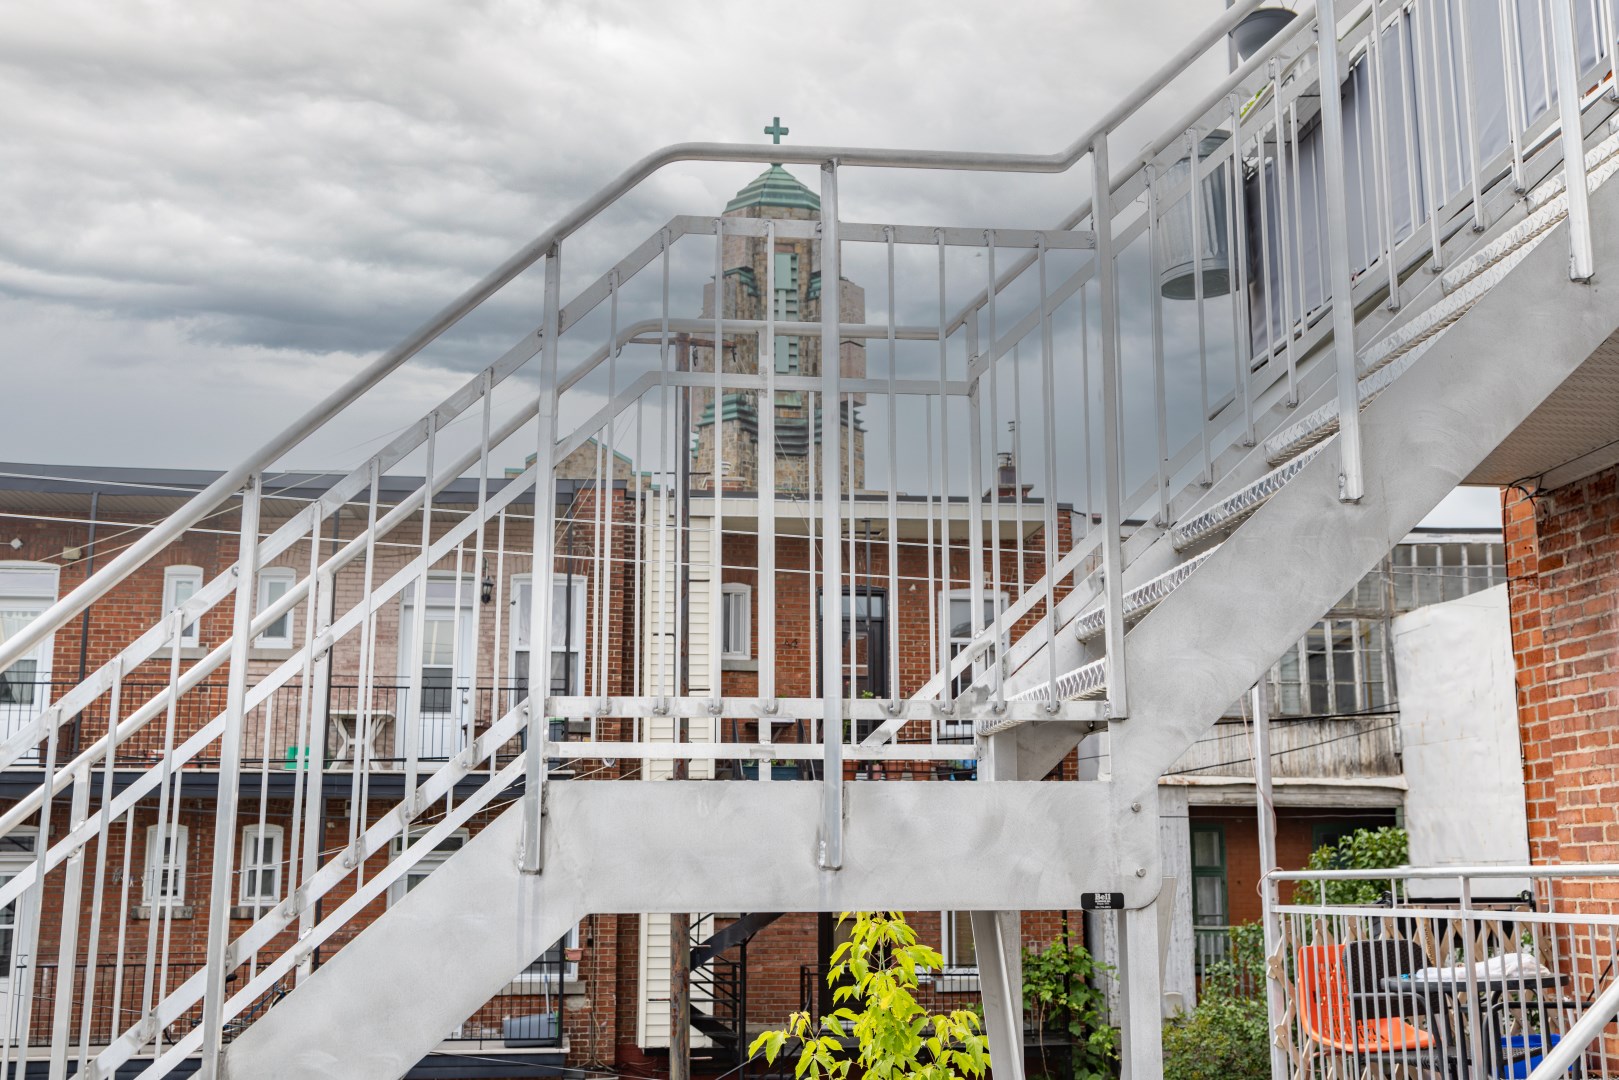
[
  {"left": 969, "top": 910, "right": 1026, "bottom": 1080},
  {"left": 818, "top": 161, "right": 844, "bottom": 870},
  {"left": 199, "top": 473, "right": 265, "bottom": 1075},
  {"left": 47, "top": 766, "right": 91, "bottom": 1080},
  {"left": 1251, "top": 685, "right": 1289, "bottom": 1080},
  {"left": 1115, "top": 900, "right": 1166, "bottom": 1080},
  {"left": 1551, "top": 0, "right": 1596, "bottom": 281},
  {"left": 522, "top": 242, "right": 563, "bottom": 875},
  {"left": 1314, "top": 0, "right": 1366, "bottom": 502},
  {"left": 1092, "top": 138, "right": 1129, "bottom": 717}
]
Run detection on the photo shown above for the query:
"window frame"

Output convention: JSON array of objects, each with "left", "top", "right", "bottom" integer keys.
[
  {"left": 512, "top": 924, "right": 581, "bottom": 987},
  {"left": 0, "top": 562, "right": 59, "bottom": 715},
  {"left": 934, "top": 911, "right": 979, "bottom": 991},
  {"left": 162, "top": 565, "right": 204, "bottom": 647},
  {"left": 937, "top": 589, "right": 1008, "bottom": 707},
  {"left": 255, "top": 568, "right": 296, "bottom": 649},
  {"left": 720, "top": 583, "right": 752, "bottom": 661},
  {"left": 1189, "top": 823, "right": 1228, "bottom": 929},
  {"left": 144, "top": 823, "right": 189, "bottom": 908},
  {"left": 0, "top": 831, "right": 37, "bottom": 983},
  {"left": 510, "top": 573, "right": 588, "bottom": 698},
  {"left": 238, "top": 823, "right": 284, "bottom": 906}
]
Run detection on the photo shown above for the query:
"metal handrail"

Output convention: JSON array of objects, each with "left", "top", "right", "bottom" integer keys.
[{"left": 0, "top": 0, "right": 1280, "bottom": 676}]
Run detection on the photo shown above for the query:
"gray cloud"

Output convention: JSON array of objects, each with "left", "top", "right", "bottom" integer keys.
[{"left": 0, "top": 0, "right": 1501, "bottom": 527}]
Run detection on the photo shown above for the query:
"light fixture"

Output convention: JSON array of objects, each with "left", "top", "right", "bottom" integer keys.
[{"left": 481, "top": 560, "right": 494, "bottom": 605}]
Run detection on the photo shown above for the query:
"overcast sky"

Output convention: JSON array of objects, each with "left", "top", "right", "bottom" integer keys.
[{"left": 0, "top": 0, "right": 1501, "bottom": 527}]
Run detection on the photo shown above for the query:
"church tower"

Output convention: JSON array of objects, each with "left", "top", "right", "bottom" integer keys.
[{"left": 688, "top": 159, "right": 866, "bottom": 494}]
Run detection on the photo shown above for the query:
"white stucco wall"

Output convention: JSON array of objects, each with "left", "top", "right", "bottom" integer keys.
[{"left": 1392, "top": 584, "right": 1530, "bottom": 892}]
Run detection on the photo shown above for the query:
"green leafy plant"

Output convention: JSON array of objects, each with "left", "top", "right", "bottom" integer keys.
[
  {"left": 1199, "top": 922, "right": 1265, "bottom": 1001},
  {"left": 1161, "top": 993, "right": 1270, "bottom": 1080},
  {"left": 1021, "top": 939, "right": 1117, "bottom": 1080},
  {"left": 750, "top": 911, "right": 990, "bottom": 1080},
  {"left": 1291, "top": 826, "right": 1408, "bottom": 906}
]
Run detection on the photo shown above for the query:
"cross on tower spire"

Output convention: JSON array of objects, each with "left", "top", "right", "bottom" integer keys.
[{"left": 763, "top": 116, "right": 789, "bottom": 145}]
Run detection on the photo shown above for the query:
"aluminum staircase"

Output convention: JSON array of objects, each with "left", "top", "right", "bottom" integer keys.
[{"left": 1, "top": 2, "right": 1617, "bottom": 1079}]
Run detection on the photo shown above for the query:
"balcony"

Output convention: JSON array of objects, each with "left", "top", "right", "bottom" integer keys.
[{"left": 1168, "top": 715, "right": 1403, "bottom": 785}]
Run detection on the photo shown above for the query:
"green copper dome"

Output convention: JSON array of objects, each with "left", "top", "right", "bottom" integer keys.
[{"left": 725, "top": 165, "right": 821, "bottom": 213}]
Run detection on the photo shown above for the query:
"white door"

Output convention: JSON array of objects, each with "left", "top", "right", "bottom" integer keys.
[{"left": 400, "top": 581, "right": 474, "bottom": 761}]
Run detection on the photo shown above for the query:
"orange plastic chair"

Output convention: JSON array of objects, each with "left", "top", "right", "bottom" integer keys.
[{"left": 1298, "top": 944, "right": 1435, "bottom": 1056}]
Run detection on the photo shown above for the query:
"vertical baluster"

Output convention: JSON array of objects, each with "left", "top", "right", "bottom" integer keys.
[
  {"left": 76, "top": 659, "right": 121, "bottom": 1071},
  {"left": 1037, "top": 239, "right": 1061, "bottom": 705},
  {"left": 884, "top": 229, "right": 901, "bottom": 708},
  {"left": 199, "top": 472, "right": 265, "bottom": 1070},
  {"left": 965, "top": 310, "right": 988, "bottom": 696},
  {"left": 1412, "top": 0, "right": 1446, "bottom": 270},
  {"left": 817, "top": 161, "right": 844, "bottom": 869},
  {"left": 1146, "top": 165, "right": 1171, "bottom": 526},
  {"left": 1368, "top": 0, "right": 1403, "bottom": 307},
  {"left": 1455, "top": 0, "right": 1488, "bottom": 231},
  {"left": 468, "top": 370, "right": 494, "bottom": 754},
  {"left": 934, "top": 233, "right": 953, "bottom": 707},
  {"left": 1318, "top": 0, "right": 1367, "bottom": 502},
  {"left": 404, "top": 417, "right": 437, "bottom": 802},
  {"left": 1552, "top": 0, "right": 1597, "bottom": 280},
  {"left": 1228, "top": 94, "right": 1257, "bottom": 444},
  {"left": 984, "top": 232, "right": 1005, "bottom": 709},
  {"left": 288, "top": 512, "right": 324, "bottom": 929},
  {"left": 1499, "top": 0, "right": 1529, "bottom": 191},
  {"left": 46, "top": 764, "right": 90, "bottom": 1079},
  {"left": 6, "top": 706, "right": 58, "bottom": 1076},
  {"left": 1271, "top": 60, "right": 1301, "bottom": 405},
  {"left": 760, "top": 220, "right": 778, "bottom": 765},
  {"left": 345, "top": 468, "right": 380, "bottom": 881},
  {"left": 1092, "top": 138, "right": 1129, "bottom": 718},
  {"left": 521, "top": 242, "right": 563, "bottom": 875},
  {"left": 1188, "top": 128, "right": 1214, "bottom": 485}
]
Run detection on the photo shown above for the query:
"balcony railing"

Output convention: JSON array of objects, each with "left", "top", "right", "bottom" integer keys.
[{"left": 1266, "top": 865, "right": 1619, "bottom": 1080}]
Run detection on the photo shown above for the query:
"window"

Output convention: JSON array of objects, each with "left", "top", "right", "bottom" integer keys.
[
  {"left": 256, "top": 568, "right": 295, "bottom": 649},
  {"left": 1272, "top": 618, "right": 1386, "bottom": 716},
  {"left": 0, "top": 563, "right": 58, "bottom": 715},
  {"left": 0, "top": 832, "right": 37, "bottom": 979},
  {"left": 145, "top": 823, "right": 189, "bottom": 907},
  {"left": 239, "top": 824, "right": 284, "bottom": 906},
  {"left": 511, "top": 574, "right": 587, "bottom": 698},
  {"left": 521, "top": 925, "right": 580, "bottom": 983},
  {"left": 1190, "top": 824, "right": 1227, "bottom": 929},
  {"left": 721, "top": 584, "right": 751, "bottom": 660},
  {"left": 1389, "top": 541, "right": 1506, "bottom": 612},
  {"left": 942, "top": 911, "right": 976, "bottom": 971},
  {"left": 939, "top": 590, "right": 1007, "bottom": 698},
  {"left": 773, "top": 252, "right": 800, "bottom": 374},
  {"left": 162, "top": 566, "right": 203, "bottom": 646},
  {"left": 388, "top": 829, "right": 468, "bottom": 905}
]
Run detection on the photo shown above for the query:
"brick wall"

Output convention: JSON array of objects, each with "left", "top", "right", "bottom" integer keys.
[{"left": 1504, "top": 469, "right": 1619, "bottom": 873}]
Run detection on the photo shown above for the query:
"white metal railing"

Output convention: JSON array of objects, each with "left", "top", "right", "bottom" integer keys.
[
  {"left": 1270, "top": 865, "right": 1619, "bottom": 1079},
  {"left": 0, "top": 0, "right": 1611, "bottom": 1073}
]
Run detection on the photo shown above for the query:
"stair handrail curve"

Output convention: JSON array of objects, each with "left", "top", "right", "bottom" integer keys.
[{"left": 0, "top": 0, "right": 1279, "bottom": 682}]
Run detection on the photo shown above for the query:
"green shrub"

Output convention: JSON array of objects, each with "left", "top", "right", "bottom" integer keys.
[
  {"left": 1291, "top": 826, "right": 1408, "bottom": 906},
  {"left": 1161, "top": 992, "right": 1270, "bottom": 1080},
  {"left": 1021, "top": 939, "right": 1117, "bottom": 1080}
]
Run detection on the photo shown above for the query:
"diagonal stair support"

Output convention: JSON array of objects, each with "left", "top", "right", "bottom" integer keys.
[
  {"left": 1109, "top": 180, "right": 1619, "bottom": 809},
  {"left": 222, "top": 780, "right": 1142, "bottom": 1080}
]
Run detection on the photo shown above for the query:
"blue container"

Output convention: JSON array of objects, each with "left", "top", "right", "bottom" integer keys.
[
  {"left": 1498, "top": 1033, "right": 1569, "bottom": 1078},
  {"left": 504, "top": 1010, "right": 560, "bottom": 1047}
]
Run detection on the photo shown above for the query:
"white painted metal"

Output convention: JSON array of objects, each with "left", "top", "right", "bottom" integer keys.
[{"left": 4, "top": 0, "right": 1619, "bottom": 1074}]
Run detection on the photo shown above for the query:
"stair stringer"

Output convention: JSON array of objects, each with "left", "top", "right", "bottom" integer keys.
[
  {"left": 221, "top": 779, "right": 1132, "bottom": 1080},
  {"left": 1104, "top": 187, "right": 1619, "bottom": 806}
]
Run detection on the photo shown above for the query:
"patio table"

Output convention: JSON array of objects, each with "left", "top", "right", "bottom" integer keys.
[{"left": 1382, "top": 954, "right": 1570, "bottom": 1076}]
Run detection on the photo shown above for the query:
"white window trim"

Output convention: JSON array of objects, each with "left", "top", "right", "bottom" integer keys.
[
  {"left": 935, "top": 911, "right": 979, "bottom": 991},
  {"left": 0, "top": 830, "right": 37, "bottom": 984},
  {"left": 162, "top": 565, "right": 204, "bottom": 646},
  {"left": 239, "top": 823, "right": 284, "bottom": 906},
  {"left": 144, "top": 823, "right": 189, "bottom": 907},
  {"left": 937, "top": 589, "right": 1007, "bottom": 725},
  {"left": 511, "top": 573, "right": 587, "bottom": 697},
  {"left": 720, "top": 583, "right": 752, "bottom": 660},
  {"left": 255, "top": 568, "right": 296, "bottom": 649}
]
